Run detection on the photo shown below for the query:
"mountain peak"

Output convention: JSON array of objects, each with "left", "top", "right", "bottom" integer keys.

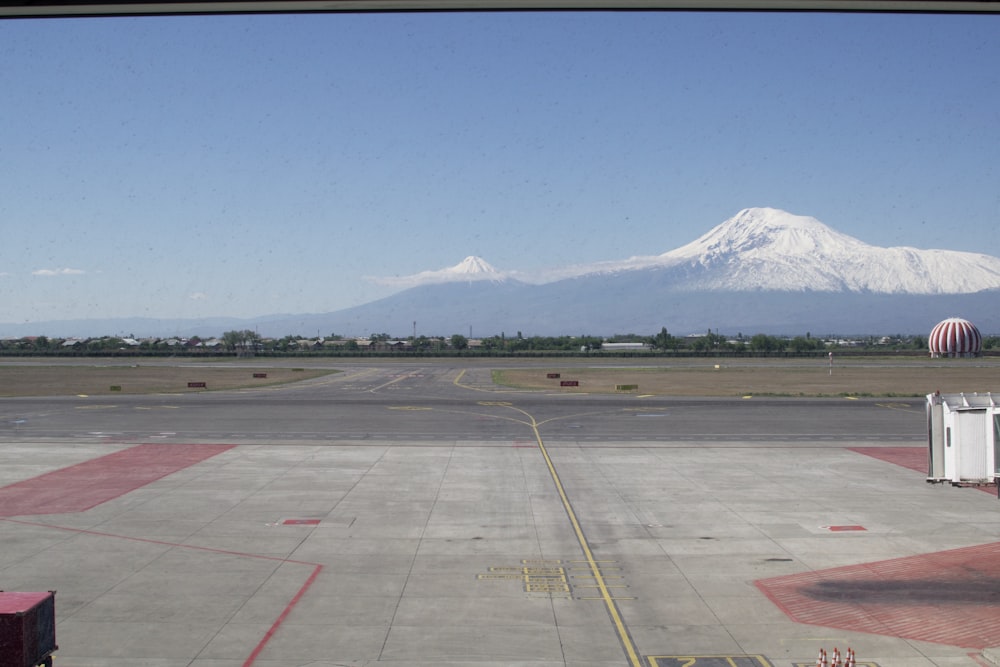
[
  {"left": 451, "top": 256, "right": 501, "bottom": 276},
  {"left": 670, "top": 207, "right": 865, "bottom": 261},
  {"left": 370, "top": 255, "right": 509, "bottom": 289}
]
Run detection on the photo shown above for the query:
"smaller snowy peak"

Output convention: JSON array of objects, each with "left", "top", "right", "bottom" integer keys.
[
  {"left": 369, "top": 255, "right": 510, "bottom": 289},
  {"left": 449, "top": 256, "right": 502, "bottom": 277}
]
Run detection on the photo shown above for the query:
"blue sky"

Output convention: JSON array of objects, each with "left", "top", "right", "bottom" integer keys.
[{"left": 1, "top": 10, "right": 998, "bottom": 323}]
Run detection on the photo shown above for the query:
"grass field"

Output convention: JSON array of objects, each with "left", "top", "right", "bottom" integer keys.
[
  {"left": 1, "top": 357, "right": 999, "bottom": 398},
  {"left": 493, "top": 359, "right": 1000, "bottom": 397},
  {"left": 0, "top": 362, "right": 335, "bottom": 397}
]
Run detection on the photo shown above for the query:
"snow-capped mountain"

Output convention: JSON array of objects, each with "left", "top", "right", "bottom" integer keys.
[
  {"left": 655, "top": 207, "right": 1000, "bottom": 294},
  {"left": 303, "top": 207, "right": 1000, "bottom": 336}
]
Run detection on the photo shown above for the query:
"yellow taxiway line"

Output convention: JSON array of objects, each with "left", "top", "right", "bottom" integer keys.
[{"left": 506, "top": 404, "right": 643, "bottom": 667}]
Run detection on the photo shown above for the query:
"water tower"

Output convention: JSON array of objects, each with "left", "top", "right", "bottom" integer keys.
[{"left": 928, "top": 317, "right": 981, "bottom": 358}]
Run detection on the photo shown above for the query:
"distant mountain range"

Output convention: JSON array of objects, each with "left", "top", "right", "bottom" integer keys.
[{"left": 6, "top": 207, "right": 1000, "bottom": 338}]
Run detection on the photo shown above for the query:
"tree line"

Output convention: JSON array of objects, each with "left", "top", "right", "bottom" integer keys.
[{"left": 1, "top": 328, "right": 986, "bottom": 357}]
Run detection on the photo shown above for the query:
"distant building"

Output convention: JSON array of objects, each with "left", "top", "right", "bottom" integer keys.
[
  {"left": 601, "top": 342, "right": 649, "bottom": 351},
  {"left": 929, "top": 317, "right": 981, "bottom": 358}
]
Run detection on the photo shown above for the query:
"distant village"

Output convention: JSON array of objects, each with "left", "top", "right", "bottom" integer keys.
[{"left": 1, "top": 328, "right": 990, "bottom": 357}]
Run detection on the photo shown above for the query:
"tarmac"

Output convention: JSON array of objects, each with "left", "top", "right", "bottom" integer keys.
[{"left": 0, "top": 360, "right": 998, "bottom": 667}]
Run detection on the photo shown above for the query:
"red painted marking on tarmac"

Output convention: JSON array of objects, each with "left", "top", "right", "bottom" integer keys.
[
  {"left": 0, "top": 443, "right": 235, "bottom": 517},
  {"left": 970, "top": 652, "right": 996, "bottom": 667},
  {"left": 851, "top": 446, "right": 996, "bottom": 494},
  {"left": 282, "top": 518, "right": 321, "bottom": 525},
  {"left": 241, "top": 563, "right": 323, "bottom": 667},
  {"left": 827, "top": 525, "right": 866, "bottom": 532},
  {"left": 2, "top": 516, "right": 324, "bottom": 667},
  {"left": 756, "top": 541, "right": 1000, "bottom": 649},
  {"left": 849, "top": 446, "right": 927, "bottom": 473}
]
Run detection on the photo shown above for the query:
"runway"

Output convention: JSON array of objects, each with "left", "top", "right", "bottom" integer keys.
[
  {"left": 0, "top": 361, "right": 997, "bottom": 667},
  {"left": 0, "top": 363, "right": 922, "bottom": 444}
]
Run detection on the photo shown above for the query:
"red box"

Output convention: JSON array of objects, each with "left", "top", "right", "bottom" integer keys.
[{"left": 0, "top": 591, "right": 57, "bottom": 667}]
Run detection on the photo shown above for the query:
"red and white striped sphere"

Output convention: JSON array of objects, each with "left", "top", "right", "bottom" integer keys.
[{"left": 929, "top": 317, "right": 982, "bottom": 358}]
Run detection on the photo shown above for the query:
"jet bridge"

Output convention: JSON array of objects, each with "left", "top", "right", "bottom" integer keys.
[{"left": 927, "top": 392, "right": 1000, "bottom": 485}]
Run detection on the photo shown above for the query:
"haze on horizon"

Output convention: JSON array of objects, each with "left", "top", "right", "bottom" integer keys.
[{"left": 1, "top": 10, "right": 998, "bottom": 324}]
